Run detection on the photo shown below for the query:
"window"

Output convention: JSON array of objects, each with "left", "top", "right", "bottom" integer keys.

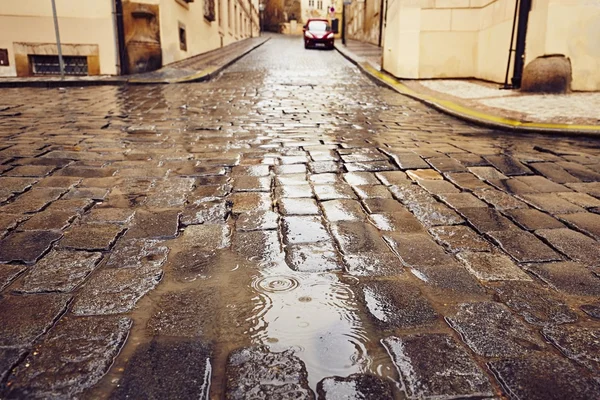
[
  {"left": 0, "top": 49, "right": 8, "bottom": 66},
  {"left": 218, "top": 0, "right": 223, "bottom": 26},
  {"left": 228, "top": 0, "right": 233, "bottom": 31},
  {"left": 317, "top": 0, "right": 322, "bottom": 9},
  {"left": 179, "top": 23, "right": 187, "bottom": 51},
  {"left": 30, "top": 55, "right": 88, "bottom": 76},
  {"left": 308, "top": 0, "right": 314, "bottom": 7},
  {"left": 204, "top": 0, "right": 216, "bottom": 21}
]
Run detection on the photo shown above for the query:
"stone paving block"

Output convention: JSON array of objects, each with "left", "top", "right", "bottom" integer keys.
[
  {"left": 504, "top": 208, "right": 565, "bottom": 230},
  {"left": 345, "top": 160, "right": 395, "bottom": 172},
  {"left": 427, "top": 156, "right": 468, "bottom": 173},
  {"left": 19, "top": 210, "right": 77, "bottom": 231},
  {"left": 438, "top": 192, "right": 487, "bottom": 209},
  {"left": 488, "top": 229, "right": 562, "bottom": 263},
  {"left": 104, "top": 238, "right": 169, "bottom": 270},
  {"left": 450, "top": 153, "right": 488, "bottom": 167},
  {"left": 457, "top": 251, "right": 532, "bottom": 281},
  {"left": 1, "top": 188, "right": 66, "bottom": 214},
  {"left": 488, "top": 354, "right": 600, "bottom": 400},
  {"left": 445, "top": 172, "right": 490, "bottom": 191},
  {"left": 313, "top": 183, "right": 357, "bottom": 201},
  {"left": 5, "top": 165, "right": 54, "bottom": 177},
  {"left": 473, "top": 187, "right": 528, "bottom": 210},
  {"left": 286, "top": 242, "right": 342, "bottom": 272},
  {"left": 484, "top": 155, "right": 531, "bottom": 176},
  {"left": 56, "top": 166, "right": 117, "bottom": 178},
  {"left": 557, "top": 212, "right": 600, "bottom": 240},
  {"left": 495, "top": 281, "right": 577, "bottom": 326},
  {"left": 276, "top": 173, "right": 308, "bottom": 186},
  {"left": 361, "top": 198, "right": 405, "bottom": 213},
  {"left": 386, "top": 152, "right": 429, "bottom": 170},
  {"left": 406, "top": 169, "right": 443, "bottom": 181},
  {"left": 321, "top": 200, "right": 366, "bottom": 222},
  {"left": 45, "top": 198, "right": 95, "bottom": 213},
  {"left": 0, "top": 348, "right": 26, "bottom": 382},
  {"left": 382, "top": 334, "right": 494, "bottom": 400},
  {"left": 416, "top": 179, "right": 460, "bottom": 195},
  {"left": 35, "top": 176, "right": 81, "bottom": 189},
  {"left": 536, "top": 228, "right": 600, "bottom": 266},
  {"left": 543, "top": 325, "right": 600, "bottom": 373},
  {"left": 182, "top": 200, "right": 228, "bottom": 225},
  {"left": 280, "top": 155, "right": 309, "bottom": 165},
  {"left": 525, "top": 261, "right": 600, "bottom": 296},
  {"left": 233, "top": 176, "right": 272, "bottom": 192},
  {"left": 359, "top": 279, "right": 438, "bottom": 329},
  {"left": 468, "top": 166, "right": 508, "bottom": 181},
  {"left": 0, "top": 213, "right": 28, "bottom": 235},
  {"left": 429, "top": 225, "right": 492, "bottom": 252},
  {"left": 84, "top": 208, "right": 135, "bottom": 224},
  {"left": 332, "top": 221, "right": 390, "bottom": 255},
  {"left": 230, "top": 192, "right": 272, "bottom": 214},
  {"left": 0, "top": 264, "right": 26, "bottom": 291},
  {"left": 232, "top": 165, "right": 270, "bottom": 176},
  {"left": 343, "top": 252, "right": 403, "bottom": 277},
  {"left": 62, "top": 187, "right": 110, "bottom": 201},
  {"left": 144, "top": 178, "right": 196, "bottom": 207},
  {"left": 236, "top": 210, "right": 278, "bottom": 231},
  {"left": 390, "top": 185, "right": 463, "bottom": 226},
  {"left": 283, "top": 216, "right": 329, "bottom": 245},
  {"left": 5, "top": 316, "right": 131, "bottom": 399},
  {"left": 308, "top": 161, "right": 340, "bottom": 174},
  {"left": 557, "top": 192, "right": 600, "bottom": 208},
  {"left": 375, "top": 171, "right": 409, "bottom": 186},
  {"left": 343, "top": 172, "right": 380, "bottom": 186},
  {"left": 521, "top": 193, "right": 586, "bottom": 214},
  {"left": 317, "top": 374, "right": 393, "bottom": 400},
  {"left": 368, "top": 211, "right": 425, "bottom": 233},
  {"left": 0, "top": 230, "right": 63, "bottom": 264},
  {"left": 225, "top": 346, "right": 314, "bottom": 400},
  {"left": 556, "top": 161, "right": 600, "bottom": 182},
  {"left": 458, "top": 207, "right": 516, "bottom": 233},
  {"left": 0, "top": 294, "right": 70, "bottom": 347},
  {"left": 530, "top": 162, "right": 580, "bottom": 183},
  {"left": 60, "top": 224, "right": 124, "bottom": 251},
  {"left": 15, "top": 250, "right": 102, "bottom": 293},
  {"left": 339, "top": 150, "right": 386, "bottom": 163},
  {"left": 187, "top": 184, "right": 231, "bottom": 203},
  {"left": 72, "top": 265, "right": 162, "bottom": 315},
  {"left": 447, "top": 302, "right": 545, "bottom": 357},
  {"left": 581, "top": 303, "right": 600, "bottom": 319},
  {"left": 278, "top": 198, "right": 320, "bottom": 215},
  {"left": 233, "top": 230, "right": 282, "bottom": 264},
  {"left": 275, "top": 184, "right": 313, "bottom": 198},
  {"left": 309, "top": 173, "right": 340, "bottom": 184},
  {"left": 147, "top": 289, "right": 217, "bottom": 337},
  {"left": 565, "top": 182, "right": 600, "bottom": 198},
  {"left": 111, "top": 339, "right": 212, "bottom": 400},
  {"left": 0, "top": 177, "right": 38, "bottom": 194}
]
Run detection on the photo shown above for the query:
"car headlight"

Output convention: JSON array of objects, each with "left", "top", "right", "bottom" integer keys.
[
  {"left": 305, "top": 32, "right": 314, "bottom": 38},
  {"left": 326, "top": 32, "right": 334, "bottom": 39}
]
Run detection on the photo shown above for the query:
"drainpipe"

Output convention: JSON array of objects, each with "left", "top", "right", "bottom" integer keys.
[
  {"left": 511, "top": 0, "right": 532, "bottom": 89},
  {"left": 114, "top": 0, "right": 128, "bottom": 75},
  {"left": 378, "top": 0, "right": 385, "bottom": 47}
]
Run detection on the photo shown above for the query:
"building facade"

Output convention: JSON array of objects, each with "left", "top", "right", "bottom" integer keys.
[
  {"left": 0, "top": 0, "right": 259, "bottom": 77},
  {"left": 383, "top": 0, "right": 600, "bottom": 91},
  {"left": 345, "top": 0, "right": 383, "bottom": 45}
]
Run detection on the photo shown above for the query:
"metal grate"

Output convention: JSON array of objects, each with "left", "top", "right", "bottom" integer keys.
[{"left": 30, "top": 55, "right": 89, "bottom": 76}]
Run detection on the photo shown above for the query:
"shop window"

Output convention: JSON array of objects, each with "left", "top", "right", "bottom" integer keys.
[{"left": 0, "top": 49, "right": 8, "bottom": 66}]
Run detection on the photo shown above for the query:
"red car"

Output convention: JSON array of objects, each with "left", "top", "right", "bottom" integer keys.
[{"left": 303, "top": 19, "right": 334, "bottom": 50}]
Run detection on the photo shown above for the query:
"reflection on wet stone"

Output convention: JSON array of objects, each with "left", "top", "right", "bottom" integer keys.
[
  {"left": 317, "top": 374, "right": 393, "bottom": 400},
  {"left": 286, "top": 242, "right": 342, "bottom": 272},
  {"left": 104, "top": 238, "right": 169, "bottom": 269}
]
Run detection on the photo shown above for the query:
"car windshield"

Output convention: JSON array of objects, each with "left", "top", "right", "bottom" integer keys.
[{"left": 308, "top": 21, "right": 330, "bottom": 32}]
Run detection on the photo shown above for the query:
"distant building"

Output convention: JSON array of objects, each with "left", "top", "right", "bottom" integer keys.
[
  {"left": 383, "top": 0, "right": 600, "bottom": 91},
  {"left": 345, "top": 0, "right": 383, "bottom": 45},
  {"left": 0, "top": 0, "right": 259, "bottom": 77}
]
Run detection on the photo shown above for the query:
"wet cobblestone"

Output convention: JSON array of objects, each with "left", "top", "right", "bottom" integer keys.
[{"left": 0, "top": 35, "right": 599, "bottom": 398}]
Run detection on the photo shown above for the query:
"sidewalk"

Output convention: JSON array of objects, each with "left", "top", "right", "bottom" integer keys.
[
  {"left": 0, "top": 36, "right": 269, "bottom": 88},
  {"left": 335, "top": 40, "right": 600, "bottom": 136}
]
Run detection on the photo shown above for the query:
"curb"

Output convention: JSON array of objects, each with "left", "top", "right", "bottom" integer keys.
[
  {"left": 335, "top": 44, "right": 600, "bottom": 137},
  {"left": 0, "top": 37, "right": 270, "bottom": 89}
]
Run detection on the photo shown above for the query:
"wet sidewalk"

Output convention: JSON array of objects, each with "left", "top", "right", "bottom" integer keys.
[
  {"left": 0, "top": 35, "right": 269, "bottom": 88},
  {"left": 336, "top": 40, "right": 600, "bottom": 135}
]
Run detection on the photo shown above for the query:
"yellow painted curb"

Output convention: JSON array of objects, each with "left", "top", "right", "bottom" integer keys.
[{"left": 361, "top": 63, "right": 600, "bottom": 135}]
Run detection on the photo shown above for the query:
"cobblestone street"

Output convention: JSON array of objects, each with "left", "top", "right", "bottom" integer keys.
[{"left": 1, "top": 35, "right": 600, "bottom": 399}]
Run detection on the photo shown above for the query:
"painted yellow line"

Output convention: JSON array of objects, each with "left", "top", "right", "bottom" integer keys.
[{"left": 362, "top": 63, "right": 600, "bottom": 133}]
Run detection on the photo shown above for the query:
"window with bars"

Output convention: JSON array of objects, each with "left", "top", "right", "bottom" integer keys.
[
  {"left": 308, "top": 0, "right": 314, "bottom": 7},
  {"left": 317, "top": 0, "right": 322, "bottom": 9},
  {"left": 30, "top": 55, "right": 88, "bottom": 76}
]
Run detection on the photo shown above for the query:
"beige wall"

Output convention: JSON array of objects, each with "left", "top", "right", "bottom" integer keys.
[
  {"left": 383, "top": 0, "right": 599, "bottom": 91},
  {"left": 0, "top": 0, "right": 259, "bottom": 77},
  {"left": 345, "top": 0, "right": 381, "bottom": 45},
  {"left": 0, "top": 0, "right": 117, "bottom": 76}
]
